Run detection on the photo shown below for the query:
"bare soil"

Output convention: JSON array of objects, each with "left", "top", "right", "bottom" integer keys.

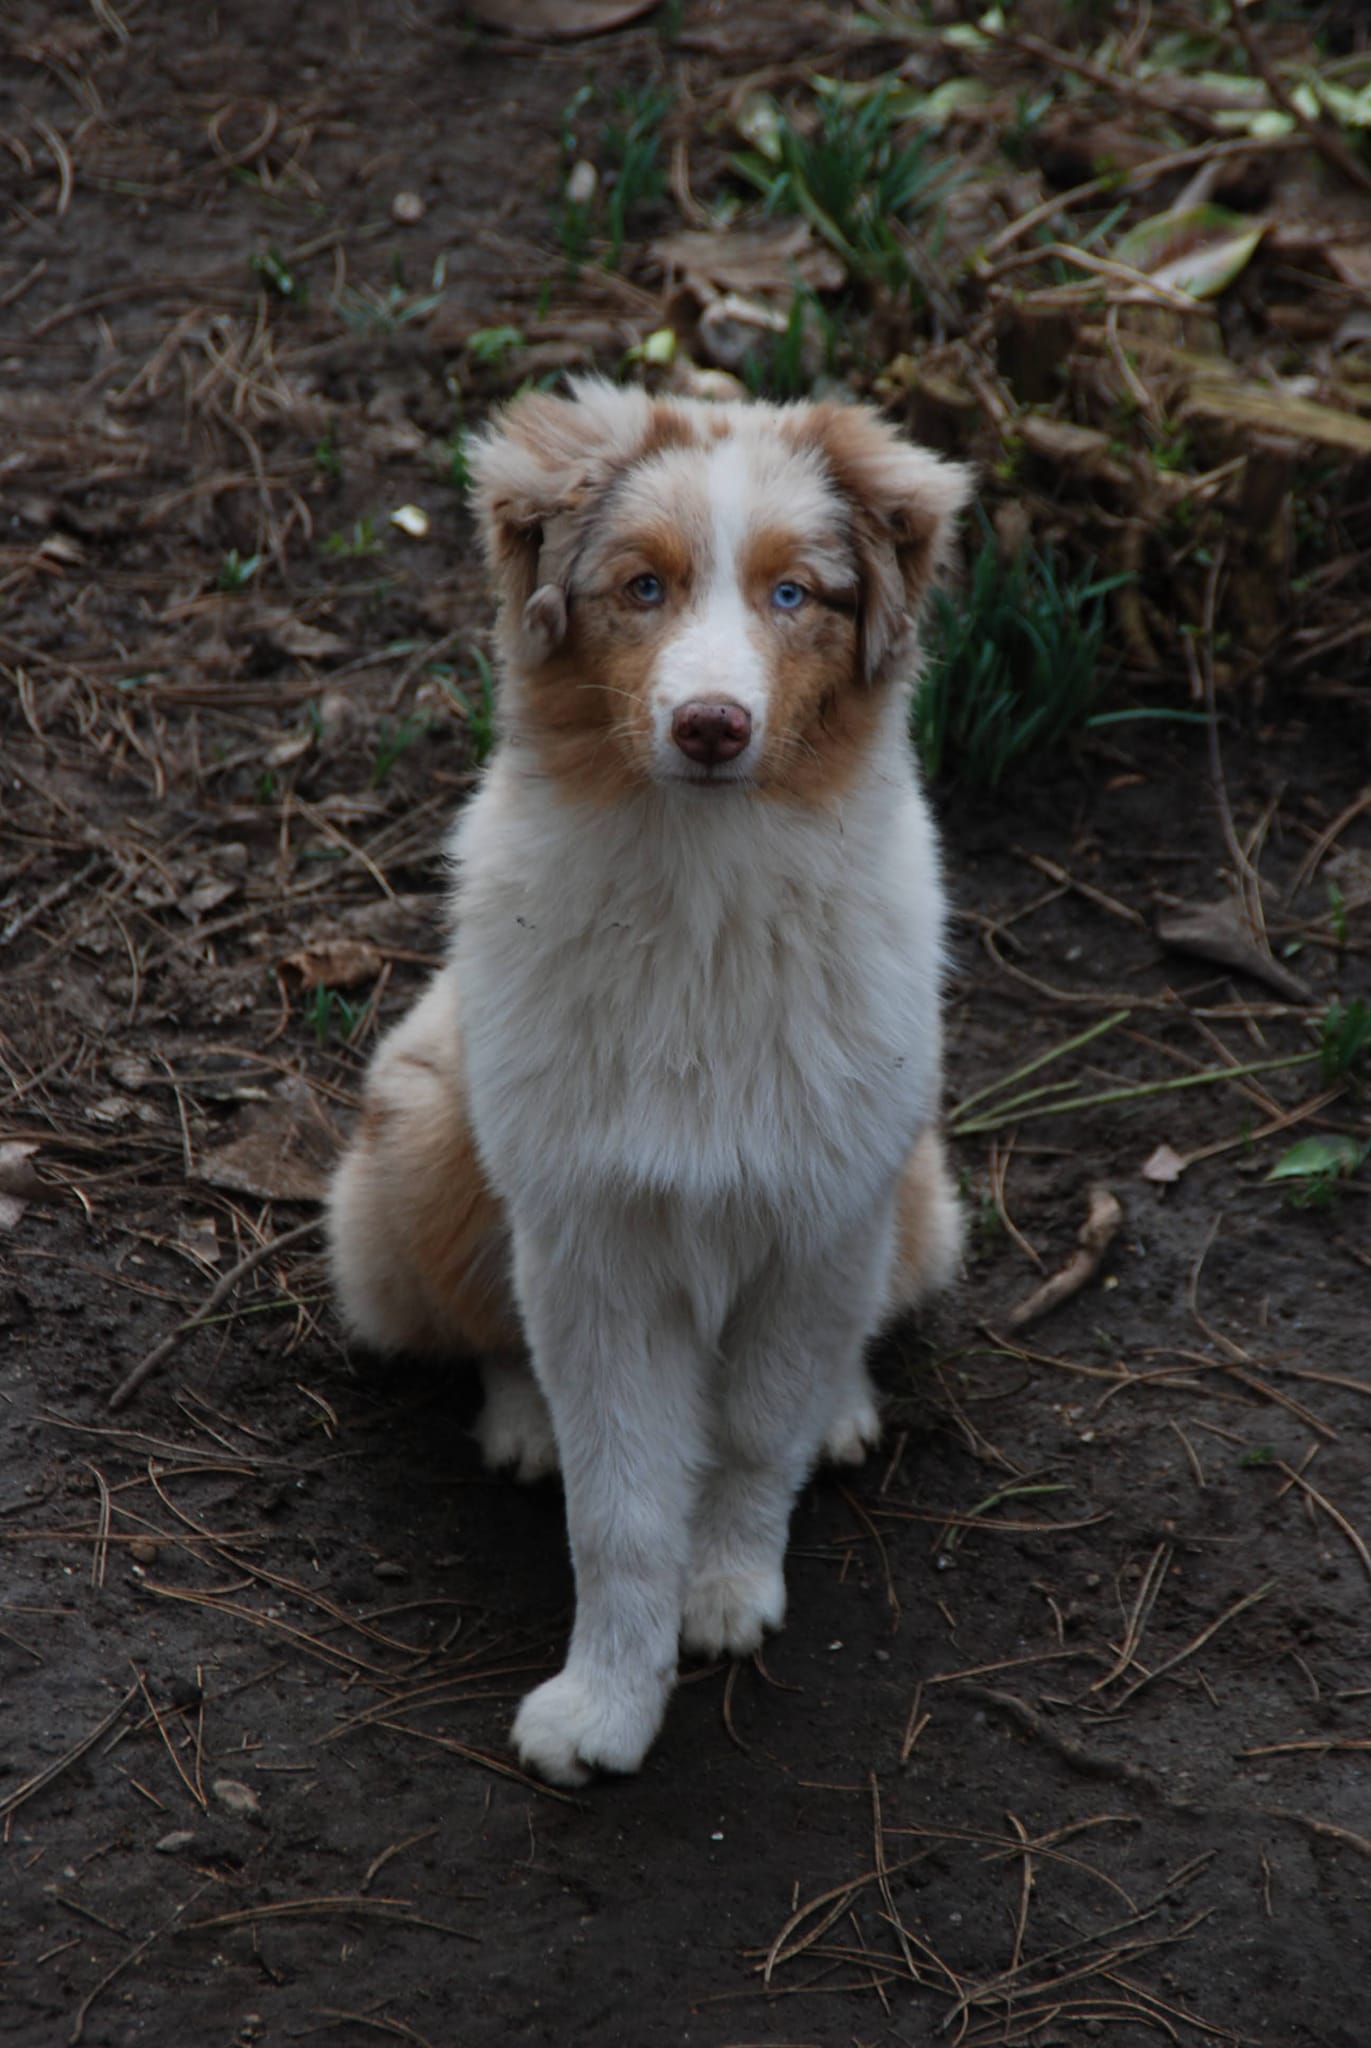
[{"left": 3, "top": 6, "right": 1370, "bottom": 2046}]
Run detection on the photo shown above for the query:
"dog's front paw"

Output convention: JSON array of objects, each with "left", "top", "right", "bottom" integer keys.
[
  {"left": 473, "top": 1368, "right": 560, "bottom": 1484},
  {"left": 512, "top": 1669, "right": 668, "bottom": 1788},
  {"left": 681, "top": 1565, "right": 786, "bottom": 1660}
]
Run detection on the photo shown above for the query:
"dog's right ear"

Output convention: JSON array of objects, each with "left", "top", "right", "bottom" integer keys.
[{"left": 468, "top": 379, "right": 661, "bottom": 662}]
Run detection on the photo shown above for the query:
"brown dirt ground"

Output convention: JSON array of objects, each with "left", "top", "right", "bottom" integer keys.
[{"left": 3, "top": 5, "right": 1370, "bottom": 2046}]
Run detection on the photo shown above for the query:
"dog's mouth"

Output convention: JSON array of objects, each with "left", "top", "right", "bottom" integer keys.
[{"left": 668, "top": 760, "right": 753, "bottom": 791}]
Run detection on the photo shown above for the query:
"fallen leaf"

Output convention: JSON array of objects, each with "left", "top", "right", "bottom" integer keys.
[
  {"left": 459, "top": 0, "right": 657, "bottom": 37},
  {"left": 174, "top": 1215, "right": 222, "bottom": 1267},
  {"left": 260, "top": 614, "right": 351, "bottom": 661},
  {"left": 280, "top": 937, "right": 385, "bottom": 991},
  {"left": 1156, "top": 899, "right": 1313, "bottom": 1002},
  {"left": 1140, "top": 1142, "right": 1186, "bottom": 1185},
  {"left": 388, "top": 504, "right": 430, "bottom": 538},
  {"left": 696, "top": 291, "right": 792, "bottom": 373},
  {"left": 651, "top": 220, "right": 846, "bottom": 297},
  {"left": 213, "top": 1778, "right": 261, "bottom": 1820},
  {"left": 0, "top": 1141, "right": 43, "bottom": 1231},
  {"left": 1113, "top": 203, "right": 1266, "bottom": 301},
  {"left": 262, "top": 733, "right": 313, "bottom": 771},
  {"left": 38, "top": 533, "right": 84, "bottom": 565},
  {"left": 88, "top": 1094, "right": 164, "bottom": 1128},
  {"left": 177, "top": 875, "right": 241, "bottom": 918},
  {"left": 1265, "top": 1135, "right": 1364, "bottom": 1183},
  {"left": 194, "top": 1078, "right": 336, "bottom": 1203},
  {"left": 734, "top": 91, "right": 784, "bottom": 163}
]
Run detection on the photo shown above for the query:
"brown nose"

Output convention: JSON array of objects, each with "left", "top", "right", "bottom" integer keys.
[{"left": 670, "top": 700, "right": 752, "bottom": 766}]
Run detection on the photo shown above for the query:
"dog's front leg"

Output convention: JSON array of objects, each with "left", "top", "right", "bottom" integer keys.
[
  {"left": 508, "top": 1229, "right": 705, "bottom": 1787},
  {"left": 683, "top": 1217, "right": 895, "bottom": 1661}
]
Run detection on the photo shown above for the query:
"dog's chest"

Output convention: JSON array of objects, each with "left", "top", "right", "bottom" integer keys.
[{"left": 453, "top": 779, "right": 943, "bottom": 1220}]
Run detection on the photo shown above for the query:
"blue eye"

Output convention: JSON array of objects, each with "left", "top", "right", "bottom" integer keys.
[
  {"left": 771, "top": 580, "right": 807, "bottom": 612},
  {"left": 627, "top": 573, "right": 665, "bottom": 606}
]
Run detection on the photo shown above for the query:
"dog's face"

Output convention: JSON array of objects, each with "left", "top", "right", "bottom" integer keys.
[{"left": 471, "top": 380, "right": 972, "bottom": 804}]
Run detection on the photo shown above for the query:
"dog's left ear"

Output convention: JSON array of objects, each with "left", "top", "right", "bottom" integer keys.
[
  {"left": 468, "top": 378, "right": 662, "bottom": 661},
  {"left": 805, "top": 404, "right": 974, "bottom": 682}
]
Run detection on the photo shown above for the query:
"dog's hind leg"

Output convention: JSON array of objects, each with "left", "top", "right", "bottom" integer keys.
[
  {"left": 326, "top": 972, "right": 520, "bottom": 1363},
  {"left": 887, "top": 1127, "right": 963, "bottom": 1313},
  {"left": 473, "top": 1352, "right": 558, "bottom": 1483},
  {"left": 820, "top": 1130, "right": 963, "bottom": 1466}
]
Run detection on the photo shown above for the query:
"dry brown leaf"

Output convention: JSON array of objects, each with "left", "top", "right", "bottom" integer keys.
[
  {"left": 213, "top": 1778, "right": 261, "bottom": 1820},
  {"left": 0, "top": 1141, "right": 43, "bottom": 1231},
  {"left": 259, "top": 612, "right": 351, "bottom": 661},
  {"left": 193, "top": 1078, "right": 336, "bottom": 1203},
  {"left": 1140, "top": 1142, "right": 1186, "bottom": 1185},
  {"left": 280, "top": 937, "right": 386, "bottom": 991},
  {"left": 1156, "top": 899, "right": 1312, "bottom": 1003},
  {"left": 177, "top": 876, "right": 241, "bottom": 918},
  {"left": 651, "top": 221, "right": 845, "bottom": 297},
  {"left": 460, "top": 0, "right": 656, "bottom": 36}
]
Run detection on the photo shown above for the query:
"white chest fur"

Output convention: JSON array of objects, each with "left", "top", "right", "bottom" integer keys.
[{"left": 449, "top": 725, "right": 947, "bottom": 1254}]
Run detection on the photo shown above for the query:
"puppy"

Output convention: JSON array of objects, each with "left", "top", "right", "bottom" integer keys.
[{"left": 327, "top": 378, "right": 971, "bottom": 1787}]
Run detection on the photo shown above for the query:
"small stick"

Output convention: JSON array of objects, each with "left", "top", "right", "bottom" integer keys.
[
  {"left": 1092, "top": 1543, "right": 1173, "bottom": 1693},
  {"left": 1271, "top": 1462, "right": 1371, "bottom": 1585},
  {"left": 0, "top": 854, "right": 104, "bottom": 949},
  {"left": 1244, "top": 1738, "right": 1371, "bottom": 1758},
  {"left": 1105, "top": 1581, "right": 1275, "bottom": 1714},
  {"left": 70, "top": 1926, "right": 161, "bottom": 2045},
  {"left": 1006, "top": 1186, "right": 1123, "bottom": 1331},
  {"left": 1264, "top": 1807, "right": 1371, "bottom": 1863},
  {"left": 1, "top": 1684, "right": 138, "bottom": 1826},
  {"left": 1169, "top": 1420, "right": 1207, "bottom": 1490},
  {"left": 870, "top": 1772, "right": 960, "bottom": 1996},
  {"left": 108, "top": 1216, "right": 321, "bottom": 1411},
  {"left": 87, "top": 1464, "right": 111, "bottom": 1590},
  {"left": 132, "top": 1667, "right": 207, "bottom": 1812},
  {"left": 1007, "top": 1812, "right": 1035, "bottom": 1975}
]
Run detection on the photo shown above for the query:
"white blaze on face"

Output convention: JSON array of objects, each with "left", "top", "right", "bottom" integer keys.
[{"left": 650, "top": 436, "right": 769, "bottom": 779}]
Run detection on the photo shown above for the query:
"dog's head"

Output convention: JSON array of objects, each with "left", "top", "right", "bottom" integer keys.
[{"left": 469, "top": 378, "right": 972, "bottom": 803}]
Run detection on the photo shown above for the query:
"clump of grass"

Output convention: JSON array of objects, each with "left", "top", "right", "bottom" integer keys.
[
  {"left": 305, "top": 985, "right": 364, "bottom": 1047},
  {"left": 557, "top": 79, "right": 672, "bottom": 271},
  {"left": 250, "top": 245, "right": 304, "bottom": 302},
  {"left": 313, "top": 425, "right": 343, "bottom": 481},
  {"left": 739, "top": 288, "right": 833, "bottom": 400},
  {"left": 914, "top": 526, "right": 1125, "bottom": 785},
  {"left": 335, "top": 275, "right": 443, "bottom": 334},
  {"left": 466, "top": 326, "right": 525, "bottom": 370},
  {"left": 438, "top": 647, "right": 497, "bottom": 767},
  {"left": 216, "top": 548, "right": 261, "bottom": 593},
  {"left": 322, "top": 517, "right": 381, "bottom": 560},
  {"left": 370, "top": 712, "right": 431, "bottom": 786},
  {"left": 444, "top": 426, "right": 471, "bottom": 490},
  {"left": 732, "top": 80, "right": 955, "bottom": 295},
  {"left": 1320, "top": 996, "right": 1371, "bottom": 1085}
]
